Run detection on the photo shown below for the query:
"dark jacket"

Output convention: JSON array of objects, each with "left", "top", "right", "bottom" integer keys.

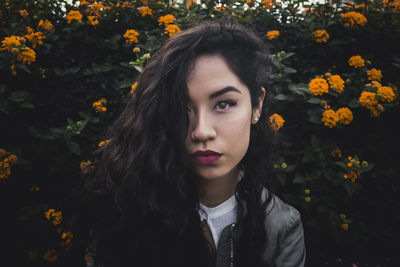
[
  {"left": 87, "top": 188, "right": 306, "bottom": 267},
  {"left": 214, "top": 187, "right": 306, "bottom": 267}
]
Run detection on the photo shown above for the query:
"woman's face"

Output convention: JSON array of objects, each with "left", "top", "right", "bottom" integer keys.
[{"left": 185, "top": 54, "right": 264, "bottom": 182}]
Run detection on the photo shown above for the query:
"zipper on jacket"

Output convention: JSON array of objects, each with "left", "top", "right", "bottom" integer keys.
[{"left": 229, "top": 223, "right": 235, "bottom": 267}]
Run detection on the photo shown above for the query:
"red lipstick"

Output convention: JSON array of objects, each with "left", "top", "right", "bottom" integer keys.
[{"left": 191, "top": 150, "right": 221, "bottom": 164}]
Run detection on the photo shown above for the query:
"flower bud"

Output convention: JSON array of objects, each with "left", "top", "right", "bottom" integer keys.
[
  {"left": 361, "top": 161, "right": 368, "bottom": 168},
  {"left": 76, "top": 121, "right": 83, "bottom": 126},
  {"left": 19, "top": 37, "right": 26, "bottom": 45},
  {"left": 274, "top": 164, "right": 279, "bottom": 169},
  {"left": 325, "top": 72, "right": 332, "bottom": 78},
  {"left": 304, "top": 189, "right": 310, "bottom": 195},
  {"left": 11, "top": 48, "right": 20, "bottom": 55},
  {"left": 345, "top": 79, "right": 351, "bottom": 85},
  {"left": 339, "top": 214, "right": 346, "bottom": 220},
  {"left": 142, "top": 53, "right": 150, "bottom": 60},
  {"left": 133, "top": 47, "right": 140, "bottom": 53},
  {"left": 66, "top": 125, "right": 72, "bottom": 131},
  {"left": 304, "top": 197, "right": 311, "bottom": 202},
  {"left": 366, "top": 60, "right": 372, "bottom": 65},
  {"left": 320, "top": 100, "right": 327, "bottom": 107},
  {"left": 281, "top": 162, "right": 287, "bottom": 169},
  {"left": 341, "top": 223, "right": 349, "bottom": 231}
]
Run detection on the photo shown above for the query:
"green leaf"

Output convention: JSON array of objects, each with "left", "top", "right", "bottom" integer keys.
[
  {"left": 133, "top": 65, "right": 143, "bottom": 73},
  {"left": 282, "top": 164, "right": 296, "bottom": 173},
  {"left": 274, "top": 93, "right": 288, "bottom": 101},
  {"left": 292, "top": 173, "right": 305, "bottom": 184},
  {"left": 306, "top": 97, "right": 321, "bottom": 104},
  {"left": 68, "top": 141, "right": 81, "bottom": 156},
  {"left": 307, "top": 109, "right": 321, "bottom": 124},
  {"left": 310, "top": 135, "right": 321, "bottom": 149},
  {"left": 288, "top": 83, "right": 308, "bottom": 95},
  {"left": 19, "top": 102, "right": 34, "bottom": 109},
  {"left": 119, "top": 77, "right": 136, "bottom": 88},
  {"left": 343, "top": 182, "right": 363, "bottom": 197},
  {"left": 283, "top": 66, "right": 297, "bottom": 74},
  {"left": 335, "top": 161, "right": 348, "bottom": 170}
]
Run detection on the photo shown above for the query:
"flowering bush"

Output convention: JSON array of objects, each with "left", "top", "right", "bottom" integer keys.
[{"left": 1, "top": 0, "right": 399, "bottom": 266}]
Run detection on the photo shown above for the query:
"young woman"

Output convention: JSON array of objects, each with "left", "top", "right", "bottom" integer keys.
[{"left": 79, "top": 19, "right": 306, "bottom": 267}]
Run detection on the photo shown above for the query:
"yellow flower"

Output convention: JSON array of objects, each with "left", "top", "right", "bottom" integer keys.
[
  {"left": 158, "top": 14, "right": 176, "bottom": 26},
  {"left": 80, "top": 0, "right": 90, "bottom": 5},
  {"left": 359, "top": 91, "right": 378, "bottom": 108},
  {"left": 43, "top": 249, "right": 59, "bottom": 262},
  {"left": 10, "top": 64, "right": 17, "bottom": 75},
  {"left": 327, "top": 75, "right": 345, "bottom": 93},
  {"left": 87, "top": 16, "right": 99, "bottom": 26},
  {"left": 377, "top": 86, "right": 395, "bottom": 102},
  {"left": 91, "top": 3, "right": 105, "bottom": 16},
  {"left": 164, "top": 24, "right": 181, "bottom": 37},
  {"left": 336, "top": 107, "right": 353, "bottom": 125},
  {"left": 66, "top": 10, "right": 83, "bottom": 23},
  {"left": 123, "top": 29, "right": 139, "bottom": 44},
  {"left": 348, "top": 55, "right": 365, "bottom": 68},
  {"left": 309, "top": 77, "right": 329, "bottom": 96},
  {"left": 269, "top": 113, "right": 285, "bottom": 131},
  {"left": 0, "top": 161, "right": 11, "bottom": 179},
  {"left": 92, "top": 98, "right": 107, "bottom": 112},
  {"left": 367, "top": 68, "right": 382, "bottom": 82},
  {"left": 18, "top": 9, "right": 29, "bottom": 17},
  {"left": 98, "top": 139, "right": 110, "bottom": 147},
  {"left": 4, "top": 154, "right": 18, "bottom": 165},
  {"left": 0, "top": 36, "right": 22, "bottom": 52},
  {"left": 341, "top": 223, "right": 349, "bottom": 231},
  {"left": 38, "top": 19, "right": 54, "bottom": 32},
  {"left": 80, "top": 160, "right": 94, "bottom": 174},
  {"left": 312, "top": 29, "right": 330, "bottom": 43},
  {"left": 321, "top": 109, "right": 339, "bottom": 128},
  {"left": 262, "top": 0, "right": 274, "bottom": 9},
  {"left": 17, "top": 47, "right": 36, "bottom": 65},
  {"left": 266, "top": 30, "right": 279, "bottom": 40},
  {"left": 341, "top": 11, "right": 367, "bottom": 28},
  {"left": 139, "top": 6, "right": 153, "bottom": 16},
  {"left": 131, "top": 82, "right": 138, "bottom": 95},
  {"left": 24, "top": 31, "right": 46, "bottom": 48}
]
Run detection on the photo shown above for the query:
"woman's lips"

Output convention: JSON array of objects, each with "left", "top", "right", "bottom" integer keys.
[{"left": 192, "top": 155, "right": 221, "bottom": 164}]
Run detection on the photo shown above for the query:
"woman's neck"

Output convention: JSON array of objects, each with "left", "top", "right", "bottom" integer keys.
[{"left": 197, "top": 168, "right": 242, "bottom": 208}]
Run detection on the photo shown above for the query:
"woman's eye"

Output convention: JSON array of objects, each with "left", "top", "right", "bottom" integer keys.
[{"left": 215, "top": 100, "right": 236, "bottom": 111}]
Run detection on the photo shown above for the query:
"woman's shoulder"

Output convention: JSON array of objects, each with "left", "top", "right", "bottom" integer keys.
[
  {"left": 261, "top": 187, "right": 302, "bottom": 234},
  {"left": 260, "top": 187, "right": 306, "bottom": 266}
]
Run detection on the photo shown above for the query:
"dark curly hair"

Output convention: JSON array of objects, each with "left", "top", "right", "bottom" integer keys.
[{"left": 73, "top": 19, "right": 278, "bottom": 267}]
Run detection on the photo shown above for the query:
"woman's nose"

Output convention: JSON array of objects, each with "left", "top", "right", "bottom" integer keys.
[{"left": 190, "top": 110, "right": 216, "bottom": 142}]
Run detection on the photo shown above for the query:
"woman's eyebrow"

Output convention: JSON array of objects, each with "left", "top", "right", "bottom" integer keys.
[{"left": 209, "top": 86, "right": 242, "bottom": 99}]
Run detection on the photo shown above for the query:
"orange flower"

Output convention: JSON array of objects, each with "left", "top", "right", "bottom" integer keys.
[
  {"left": 312, "top": 30, "right": 330, "bottom": 43},
  {"left": 131, "top": 82, "right": 138, "bottom": 95},
  {"left": 309, "top": 77, "right": 329, "bottom": 96},
  {"left": 321, "top": 109, "right": 339, "bottom": 128},
  {"left": 164, "top": 24, "right": 181, "bottom": 37},
  {"left": 266, "top": 30, "right": 279, "bottom": 40},
  {"left": 269, "top": 113, "right": 285, "bottom": 131},
  {"left": 367, "top": 68, "right": 382, "bottom": 82},
  {"left": 327, "top": 75, "right": 345, "bottom": 93},
  {"left": 336, "top": 107, "right": 353, "bottom": 125},
  {"left": 348, "top": 55, "right": 365, "bottom": 68}
]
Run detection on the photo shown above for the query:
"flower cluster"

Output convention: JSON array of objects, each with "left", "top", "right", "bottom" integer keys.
[
  {"left": 60, "top": 232, "right": 74, "bottom": 251},
  {"left": 17, "top": 47, "right": 36, "bottom": 64},
  {"left": 139, "top": 6, "right": 153, "bottom": 16},
  {"left": 262, "top": 0, "right": 274, "bottom": 9},
  {"left": 339, "top": 214, "right": 350, "bottom": 231},
  {"left": 382, "top": 0, "right": 400, "bottom": 12},
  {"left": 266, "top": 30, "right": 279, "bottom": 40},
  {"left": 123, "top": 29, "right": 140, "bottom": 44},
  {"left": 0, "top": 36, "right": 22, "bottom": 52},
  {"left": 23, "top": 28, "right": 46, "bottom": 48},
  {"left": 343, "top": 156, "right": 361, "bottom": 183},
  {"left": 0, "top": 148, "right": 18, "bottom": 179},
  {"left": 158, "top": 15, "right": 181, "bottom": 37},
  {"left": 38, "top": 19, "right": 54, "bottom": 32},
  {"left": 312, "top": 29, "right": 330, "bottom": 43},
  {"left": 367, "top": 68, "right": 382, "bottom": 82},
  {"left": 331, "top": 147, "right": 342, "bottom": 158},
  {"left": 44, "top": 209, "right": 62, "bottom": 226},
  {"left": 359, "top": 82, "right": 396, "bottom": 117},
  {"left": 18, "top": 9, "right": 29, "bottom": 17},
  {"left": 80, "top": 160, "right": 94, "bottom": 174},
  {"left": 327, "top": 74, "right": 345, "bottom": 93},
  {"left": 187, "top": 0, "right": 197, "bottom": 10},
  {"left": 92, "top": 98, "right": 107, "bottom": 112},
  {"left": 341, "top": 11, "right": 367, "bottom": 28},
  {"left": 164, "top": 24, "right": 181, "bottom": 37},
  {"left": 43, "top": 249, "right": 59, "bottom": 262},
  {"left": 309, "top": 77, "right": 329, "bottom": 95},
  {"left": 66, "top": 10, "right": 83, "bottom": 23},
  {"left": 348, "top": 55, "right": 365, "bottom": 68},
  {"left": 321, "top": 107, "right": 353, "bottom": 128},
  {"left": 87, "top": 15, "right": 99, "bottom": 26},
  {"left": 269, "top": 113, "right": 285, "bottom": 131}
]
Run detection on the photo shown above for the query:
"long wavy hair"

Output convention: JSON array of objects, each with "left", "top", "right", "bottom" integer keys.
[{"left": 74, "top": 19, "right": 278, "bottom": 267}]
